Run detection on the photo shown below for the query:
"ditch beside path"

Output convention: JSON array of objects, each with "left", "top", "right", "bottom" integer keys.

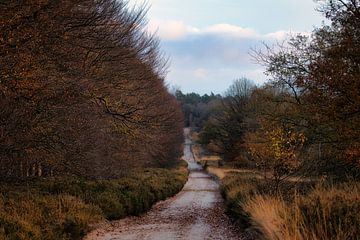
[{"left": 84, "top": 128, "right": 242, "bottom": 240}]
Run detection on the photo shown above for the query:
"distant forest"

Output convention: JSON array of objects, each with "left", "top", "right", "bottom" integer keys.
[{"left": 175, "top": 90, "right": 221, "bottom": 128}]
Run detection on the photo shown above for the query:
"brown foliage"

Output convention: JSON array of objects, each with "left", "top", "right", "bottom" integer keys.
[
  {"left": 250, "top": 0, "right": 360, "bottom": 178},
  {"left": 0, "top": 0, "right": 183, "bottom": 181}
]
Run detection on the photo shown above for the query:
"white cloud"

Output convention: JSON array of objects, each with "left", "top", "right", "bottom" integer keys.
[
  {"left": 265, "top": 30, "right": 311, "bottom": 41},
  {"left": 265, "top": 30, "right": 289, "bottom": 41},
  {"left": 147, "top": 20, "right": 310, "bottom": 41},
  {"left": 148, "top": 20, "right": 312, "bottom": 93},
  {"left": 148, "top": 20, "right": 199, "bottom": 40},
  {"left": 203, "top": 24, "right": 258, "bottom": 38},
  {"left": 193, "top": 68, "right": 208, "bottom": 79}
]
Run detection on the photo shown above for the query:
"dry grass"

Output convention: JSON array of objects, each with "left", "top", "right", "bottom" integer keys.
[
  {"left": 190, "top": 131, "right": 200, "bottom": 142},
  {"left": 207, "top": 167, "right": 257, "bottom": 180},
  {"left": 207, "top": 167, "right": 227, "bottom": 179},
  {"left": 244, "top": 195, "right": 288, "bottom": 240},
  {"left": 294, "top": 183, "right": 360, "bottom": 240},
  {"left": 222, "top": 172, "right": 360, "bottom": 240},
  {"left": 188, "top": 132, "right": 262, "bottom": 181},
  {"left": 244, "top": 184, "right": 360, "bottom": 240},
  {"left": 190, "top": 136, "right": 221, "bottom": 163}
]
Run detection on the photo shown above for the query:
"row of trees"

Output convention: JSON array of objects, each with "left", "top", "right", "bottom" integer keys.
[
  {"left": 198, "top": 0, "right": 359, "bottom": 180},
  {"left": 175, "top": 90, "right": 221, "bottom": 128},
  {"left": 0, "top": 0, "right": 183, "bottom": 181}
]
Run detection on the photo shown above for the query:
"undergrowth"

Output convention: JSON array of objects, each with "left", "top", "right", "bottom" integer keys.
[{"left": 0, "top": 164, "right": 188, "bottom": 240}]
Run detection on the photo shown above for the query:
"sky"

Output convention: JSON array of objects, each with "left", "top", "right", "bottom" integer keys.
[{"left": 129, "top": 0, "right": 325, "bottom": 94}]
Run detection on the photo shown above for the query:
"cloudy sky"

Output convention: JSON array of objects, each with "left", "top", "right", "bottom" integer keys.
[{"left": 130, "top": 0, "right": 325, "bottom": 94}]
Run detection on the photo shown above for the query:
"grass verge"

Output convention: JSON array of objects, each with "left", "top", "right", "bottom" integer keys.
[
  {"left": 0, "top": 164, "right": 188, "bottom": 240},
  {"left": 221, "top": 172, "right": 360, "bottom": 240}
]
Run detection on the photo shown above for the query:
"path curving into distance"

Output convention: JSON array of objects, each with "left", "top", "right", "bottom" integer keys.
[{"left": 84, "top": 128, "right": 242, "bottom": 240}]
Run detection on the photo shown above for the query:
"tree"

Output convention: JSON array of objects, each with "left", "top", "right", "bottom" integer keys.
[
  {"left": 252, "top": 0, "right": 360, "bottom": 178},
  {"left": 199, "top": 78, "right": 256, "bottom": 164},
  {"left": 246, "top": 120, "right": 306, "bottom": 190},
  {"left": 0, "top": 0, "right": 184, "bottom": 181},
  {"left": 175, "top": 90, "right": 221, "bottom": 128}
]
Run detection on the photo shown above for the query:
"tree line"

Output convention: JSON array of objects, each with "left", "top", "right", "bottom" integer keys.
[
  {"left": 0, "top": 0, "right": 183, "bottom": 181},
  {"left": 175, "top": 90, "right": 222, "bottom": 128},
  {"left": 178, "top": 0, "right": 360, "bottom": 181}
]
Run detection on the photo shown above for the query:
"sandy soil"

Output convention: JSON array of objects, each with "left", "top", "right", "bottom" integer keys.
[{"left": 84, "top": 128, "right": 242, "bottom": 240}]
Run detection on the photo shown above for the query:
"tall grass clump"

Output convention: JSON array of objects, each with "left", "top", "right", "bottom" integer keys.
[
  {"left": 222, "top": 172, "right": 360, "bottom": 240},
  {"left": 295, "top": 183, "right": 360, "bottom": 240}
]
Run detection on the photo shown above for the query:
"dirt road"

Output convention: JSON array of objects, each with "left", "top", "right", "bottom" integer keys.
[{"left": 84, "top": 129, "right": 242, "bottom": 240}]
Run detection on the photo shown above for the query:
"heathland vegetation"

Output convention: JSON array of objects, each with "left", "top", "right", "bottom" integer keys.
[
  {"left": 1, "top": 0, "right": 186, "bottom": 239},
  {"left": 1, "top": 0, "right": 360, "bottom": 239},
  {"left": 0, "top": 166, "right": 187, "bottom": 239},
  {"left": 177, "top": 1, "right": 360, "bottom": 239}
]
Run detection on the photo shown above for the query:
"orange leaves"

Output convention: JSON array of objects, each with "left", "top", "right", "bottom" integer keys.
[{"left": 245, "top": 124, "right": 306, "bottom": 180}]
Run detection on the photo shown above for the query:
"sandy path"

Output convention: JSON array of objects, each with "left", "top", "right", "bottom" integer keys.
[{"left": 84, "top": 129, "right": 242, "bottom": 240}]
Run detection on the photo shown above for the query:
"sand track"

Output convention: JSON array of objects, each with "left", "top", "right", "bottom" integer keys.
[{"left": 84, "top": 129, "right": 242, "bottom": 240}]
